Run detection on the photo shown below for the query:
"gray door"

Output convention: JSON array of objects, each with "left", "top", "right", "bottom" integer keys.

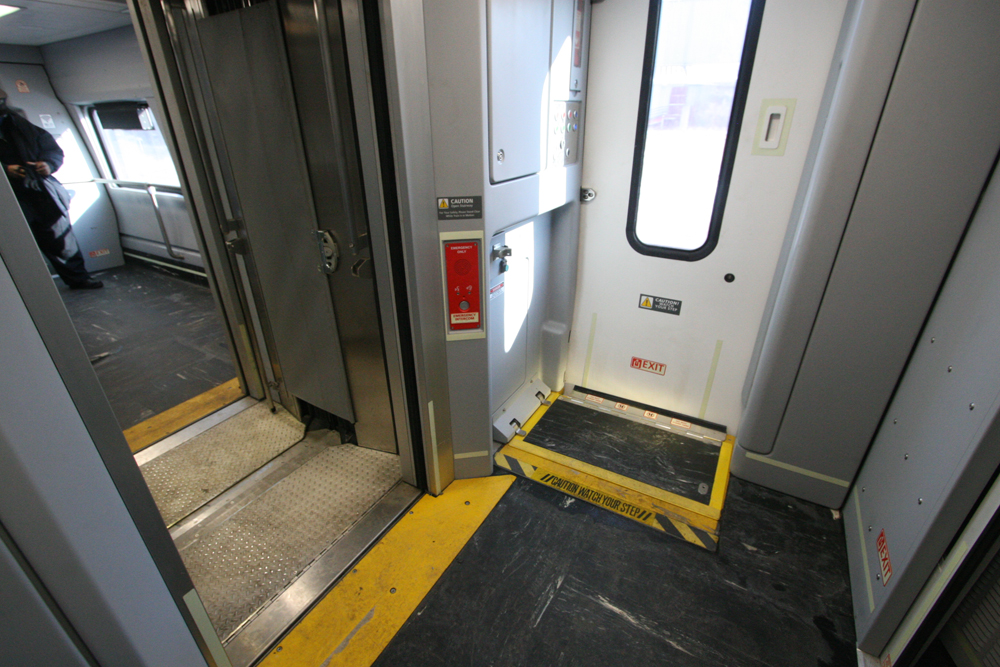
[{"left": 191, "top": 3, "right": 355, "bottom": 421}]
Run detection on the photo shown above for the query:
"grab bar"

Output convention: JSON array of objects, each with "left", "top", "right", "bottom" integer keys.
[{"left": 64, "top": 178, "right": 186, "bottom": 260}]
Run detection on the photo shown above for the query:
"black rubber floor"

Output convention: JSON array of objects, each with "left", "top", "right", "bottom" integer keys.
[
  {"left": 58, "top": 260, "right": 236, "bottom": 429},
  {"left": 374, "top": 475, "right": 856, "bottom": 667},
  {"left": 525, "top": 398, "right": 720, "bottom": 502}
]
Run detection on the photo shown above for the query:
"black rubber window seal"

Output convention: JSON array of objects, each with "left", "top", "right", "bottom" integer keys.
[{"left": 625, "top": 0, "right": 767, "bottom": 262}]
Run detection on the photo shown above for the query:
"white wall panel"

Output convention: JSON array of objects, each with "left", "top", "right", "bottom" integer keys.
[{"left": 566, "top": 0, "right": 848, "bottom": 431}]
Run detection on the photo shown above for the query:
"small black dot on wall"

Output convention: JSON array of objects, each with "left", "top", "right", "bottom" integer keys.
[{"left": 724, "top": 273, "right": 735, "bottom": 283}]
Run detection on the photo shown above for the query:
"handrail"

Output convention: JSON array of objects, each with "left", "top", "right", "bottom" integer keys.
[
  {"left": 62, "top": 178, "right": 184, "bottom": 195},
  {"left": 63, "top": 178, "right": 186, "bottom": 260}
]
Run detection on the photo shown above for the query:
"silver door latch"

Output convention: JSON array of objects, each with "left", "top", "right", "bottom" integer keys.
[{"left": 314, "top": 230, "right": 340, "bottom": 274}]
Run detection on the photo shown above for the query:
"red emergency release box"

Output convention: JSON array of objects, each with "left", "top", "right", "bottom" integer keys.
[{"left": 443, "top": 240, "right": 481, "bottom": 332}]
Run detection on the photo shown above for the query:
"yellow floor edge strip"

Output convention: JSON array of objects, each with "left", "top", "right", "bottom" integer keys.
[
  {"left": 257, "top": 475, "right": 515, "bottom": 667},
  {"left": 123, "top": 377, "right": 243, "bottom": 453},
  {"left": 709, "top": 436, "right": 735, "bottom": 511},
  {"left": 496, "top": 445, "right": 719, "bottom": 551}
]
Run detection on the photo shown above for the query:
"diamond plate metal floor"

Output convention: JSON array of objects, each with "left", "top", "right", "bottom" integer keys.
[
  {"left": 177, "top": 443, "right": 401, "bottom": 641},
  {"left": 140, "top": 402, "right": 305, "bottom": 526}
]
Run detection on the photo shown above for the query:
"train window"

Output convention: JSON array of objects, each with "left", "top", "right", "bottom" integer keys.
[
  {"left": 89, "top": 102, "right": 180, "bottom": 187},
  {"left": 626, "top": 0, "right": 765, "bottom": 260}
]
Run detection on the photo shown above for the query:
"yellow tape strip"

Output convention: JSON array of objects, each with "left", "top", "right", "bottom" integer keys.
[
  {"left": 744, "top": 451, "right": 850, "bottom": 488},
  {"left": 124, "top": 378, "right": 243, "bottom": 453},
  {"left": 709, "top": 436, "right": 734, "bottom": 511},
  {"left": 496, "top": 448, "right": 715, "bottom": 550},
  {"left": 257, "top": 476, "right": 514, "bottom": 667}
]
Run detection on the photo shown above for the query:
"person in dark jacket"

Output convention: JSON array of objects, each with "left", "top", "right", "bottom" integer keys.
[{"left": 1, "top": 85, "right": 102, "bottom": 289}]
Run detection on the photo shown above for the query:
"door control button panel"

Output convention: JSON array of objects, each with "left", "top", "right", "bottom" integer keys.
[{"left": 444, "top": 240, "right": 482, "bottom": 332}]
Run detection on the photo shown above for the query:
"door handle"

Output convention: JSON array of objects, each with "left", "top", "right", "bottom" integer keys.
[{"left": 314, "top": 230, "right": 340, "bottom": 274}]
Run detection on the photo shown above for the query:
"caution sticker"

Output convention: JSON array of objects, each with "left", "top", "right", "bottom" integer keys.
[
  {"left": 670, "top": 418, "right": 692, "bottom": 429},
  {"left": 585, "top": 394, "right": 604, "bottom": 404},
  {"left": 489, "top": 281, "right": 505, "bottom": 300},
  {"left": 537, "top": 472, "right": 658, "bottom": 525},
  {"left": 639, "top": 293, "right": 682, "bottom": 316},
  {"left": 643, "top": 410, "right": 658, "bottom": 420},
  {"left": 614, "top": 402, "right": 628, "bottom": 411},
  {"left": 88, "top": 248, "right": 110, "bottom": 258},
  {"left": 877, "top": 529, "right": 893, "bottom": 585},
  {"left": 437, "top": 196, "right": 483, "bottom": 220}
]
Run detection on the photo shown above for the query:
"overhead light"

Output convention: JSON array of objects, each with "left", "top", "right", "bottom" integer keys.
[{"left": 0, "top": 5, "right": 22, "bottom": 19}]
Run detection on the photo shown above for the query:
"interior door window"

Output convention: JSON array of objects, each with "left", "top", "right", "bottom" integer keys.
[
  {"left": 626, "top": 0, "right": 765, "bottom": 260},
  {"left": 90, "top": 103, "right": 181, "bottom": 187}
]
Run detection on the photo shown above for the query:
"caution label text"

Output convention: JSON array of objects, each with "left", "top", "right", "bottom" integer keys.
[{"left": 537, "top": 473, "right": 654, "bottom": 522}]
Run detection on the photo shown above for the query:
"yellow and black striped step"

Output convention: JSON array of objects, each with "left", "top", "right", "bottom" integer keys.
[{"left": 495, "top": 390, "right": 733, "bottom": 552}]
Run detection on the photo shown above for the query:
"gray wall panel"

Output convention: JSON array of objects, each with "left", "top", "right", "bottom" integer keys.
[
  {"left": 0, "top": 181, "right": 207, "bottom": 666},
  {"left": 0, "top": 527, "right": 92, "bottom": 667},
  {"left": 42, "top": 26, "right": 155, "bottom": 104},
  {"left": 0, "top": 43, "right": 44, "bottom": 64},
  {"left": 734, "top": 0, "right": 1000, "bottom": 508},
  {"left": 737, "top": 0, "right": 915, "bottom": 453},
  {"left": 845, "top": 149, "right": 1000, "bottom": 656}
]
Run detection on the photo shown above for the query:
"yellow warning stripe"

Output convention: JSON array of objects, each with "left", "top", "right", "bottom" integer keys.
[
  {"left": 257, "top": 476, "right": 514, "bottom": 667},
  {"left": 709, "top": 436, "right": 735, "bottom": 511},
  {"left": 123, "top": 377, "right": 243, "bottom": 453},
  {"left": 498, "top": 446, "right": 717, "bottom": 532},
  {"left": 514, "top": 391, "right": 724, "bottom": 521},
  {"left": 520, "top": 391, "right": 560, "bottom": 432},
  {"left": 496, "top": 446, "right": 718, "bottom": 551},
  {"left": 510, "top": 439, "right": 721, "bottom": 522}
]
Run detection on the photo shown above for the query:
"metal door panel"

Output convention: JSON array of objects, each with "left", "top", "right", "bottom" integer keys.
[
  {"left": 196, "top": 3, "right": 354, "bottom": 420},
  {"left": 281, "top": 0, "right": 397, "bottom": 453}
]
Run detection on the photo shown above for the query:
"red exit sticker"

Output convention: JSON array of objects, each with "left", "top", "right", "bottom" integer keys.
[
  {"left": 877, "top": 529, "right": 893, "bottom": 586},
  {"left": 630, "top": 356, "right": 666, "bottom": 375}
]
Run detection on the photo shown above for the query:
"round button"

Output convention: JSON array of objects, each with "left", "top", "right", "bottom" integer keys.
[
  {"left": 573, "top": 110, "right": 579, "bottom": 119},
  {"left": 459, "top": 300, "right": 470, "bottom": 311},
  {"left": 454, "top": 258, "right": 471, "bottom": 275},
  {"left": 573, "top": 123, "right": 578, "bottom": 131}
]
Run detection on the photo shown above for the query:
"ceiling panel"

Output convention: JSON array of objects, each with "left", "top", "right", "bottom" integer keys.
[{"left": 0, "top": 0, "right": 132, "bottom": 46}]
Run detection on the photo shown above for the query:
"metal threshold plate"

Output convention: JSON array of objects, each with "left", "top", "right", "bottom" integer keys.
[
  {"left": 224, "top": 481, "right": 421, "bottom": 667},
  {"left": 176, "top": 442, "right": 403, "bottom": 644},
  {"left": 140, "top": 401, "right": 305, "bottom": 526}
]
